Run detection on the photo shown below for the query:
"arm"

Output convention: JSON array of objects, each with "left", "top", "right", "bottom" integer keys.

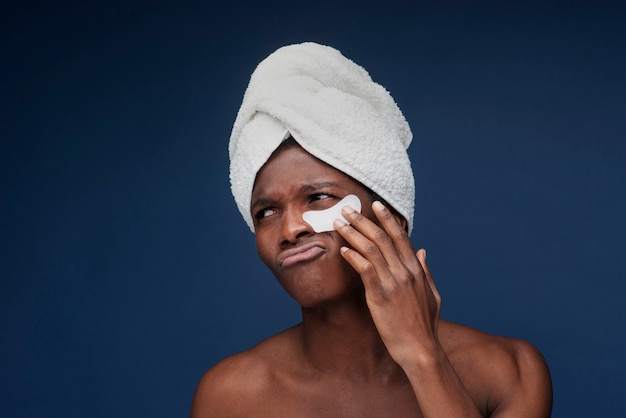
[
  {"left": 489, "top": 340, "right": 553, "bottom": 417},
  {"left": 190, "top": 366, "right": 231, "bottom": 418},
  {"left": 190, "top": 354, "right": 258, "bottom": 418},
  {"left": 335, "top": 201, "right": 551, "bottom": 417}
]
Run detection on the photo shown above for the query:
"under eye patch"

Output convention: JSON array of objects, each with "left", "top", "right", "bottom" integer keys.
[{"left": 302, "top": 194, "right": 362, "bottom": 233}]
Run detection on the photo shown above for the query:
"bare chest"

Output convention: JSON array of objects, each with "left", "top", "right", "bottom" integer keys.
[{"left": 242, "top": 378, "right": 425, "bottom": 418}]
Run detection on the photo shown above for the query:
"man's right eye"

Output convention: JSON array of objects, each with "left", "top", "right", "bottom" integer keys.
[{"left": 255, "top": 208, "right": 277, "bottom": 220}]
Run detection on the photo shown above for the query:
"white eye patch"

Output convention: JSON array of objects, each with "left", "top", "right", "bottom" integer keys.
[{"left": 302, "top": 194, "right": 362, "bottom": 233}]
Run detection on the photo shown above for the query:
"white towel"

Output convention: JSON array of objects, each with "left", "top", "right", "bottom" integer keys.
[{"left": 229, "top": 42, "right": 415, "bottom": 234}]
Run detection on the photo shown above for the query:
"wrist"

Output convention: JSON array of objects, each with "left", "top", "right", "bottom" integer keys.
[{"left": 397, "top": 343, "right": 447, "bottom": 375}]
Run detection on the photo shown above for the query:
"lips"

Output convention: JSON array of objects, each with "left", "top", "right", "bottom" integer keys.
[{"left": 278, "top": 242, "right": 326, "bottom": 268}]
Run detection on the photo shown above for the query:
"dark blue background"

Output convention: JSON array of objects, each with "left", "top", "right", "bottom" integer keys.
[{"left": 2, "top": 1, "right": 625, "bottom": 417}]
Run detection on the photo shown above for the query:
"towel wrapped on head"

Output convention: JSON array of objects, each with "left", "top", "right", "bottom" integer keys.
[{"left": 229, "top": 42, "right": 416, "bottom": 234}]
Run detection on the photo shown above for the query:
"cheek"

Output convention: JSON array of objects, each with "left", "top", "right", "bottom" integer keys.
[{"left": 255, "top": 235, "right": 275, "bottom": 269}]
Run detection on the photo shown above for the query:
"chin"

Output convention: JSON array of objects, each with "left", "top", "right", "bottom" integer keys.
[{"left": 274, "top": 263, "right": 363, "bottom": 308}]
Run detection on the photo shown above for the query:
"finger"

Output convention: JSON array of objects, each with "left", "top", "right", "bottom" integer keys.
[
  {"left": 334, "top": 216, "right": 415, "bottom": 299},
  {"left": 370, "top": 201, "right": 419, "bottom": 267},
  {"left": 340, "top": 204, "right": 406, "bottom": 270},
  {"left": 417, "top": 249, "right": 442, "bottom": 310},
  {"left": 338, "top": 245, "right": 386, "bottom": 296},
  {"left": 334, "top": 217, "right": 388, "bottom": 275}
]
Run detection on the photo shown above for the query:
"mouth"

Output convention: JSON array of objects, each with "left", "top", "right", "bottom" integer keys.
[{"left": 279, "top": 242, "right": 326, "bottom": 268}]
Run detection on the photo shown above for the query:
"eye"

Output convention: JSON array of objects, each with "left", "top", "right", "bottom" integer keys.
[
  {"left": 255, "top": 207, "right": 277, "bottom": 220},
  {"left": 310, "top": 193, "right": 333, "bottom": 202},
  {"left": 308, "top": 193, "right": 338, "bottom": 209}
]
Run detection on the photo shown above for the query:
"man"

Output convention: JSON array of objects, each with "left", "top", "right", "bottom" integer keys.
[{"left": 191, "top": 42, "right": 552, "bottom": 417}]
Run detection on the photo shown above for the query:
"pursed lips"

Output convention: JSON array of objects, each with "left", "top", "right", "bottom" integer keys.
[{"left": 278, "top": 242, "right": 326, "bottom": 268}]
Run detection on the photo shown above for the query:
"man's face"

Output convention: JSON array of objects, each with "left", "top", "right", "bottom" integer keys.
[{"left": 251, "top": 145, "right": 375, "bottom": 308}]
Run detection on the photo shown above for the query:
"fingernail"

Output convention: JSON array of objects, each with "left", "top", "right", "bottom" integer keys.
[
  {"left": 423, "top": 249, "right": 427, "bottom": 259},
  {"left": 343, "top": 205, "right": 355, "bottom": 214},
  {"left": 334, "top": 219, "right": 346, "bottom": 228},
  {"left": 373, "top": 201, "right": 385, "bottom": 211}
]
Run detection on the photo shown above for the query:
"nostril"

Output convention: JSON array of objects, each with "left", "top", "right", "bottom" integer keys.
[
  {"left": 280, "top": 227, "right": 311, "bottom": 249},
  {"left": 296, "top": 230, "right": 311, "bottom": 239},
  {"left": 280, "top": 209, "right": 314, "bottom": 244}
]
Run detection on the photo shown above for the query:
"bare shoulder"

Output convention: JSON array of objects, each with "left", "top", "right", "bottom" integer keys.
[
  {"left": 190, "top": 325, "right": 301, "bottom": 418},
  {"left": 439, "top": 320, "right": 553, "bottom": 417}
]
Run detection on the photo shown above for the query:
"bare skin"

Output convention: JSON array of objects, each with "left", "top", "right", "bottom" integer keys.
[{"left": 191, "top": 145, "right": 553, "bottom": 417}]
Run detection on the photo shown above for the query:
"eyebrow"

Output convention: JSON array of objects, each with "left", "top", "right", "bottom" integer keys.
[
  {"left": 250, "top": 197, "right": 273, "bottom": 212},
  {"left": 300, "top": 182, "right": 340, "bottom": 192},
  {"left": 250, "top": 182, "right": 342, "bottom": 212}
]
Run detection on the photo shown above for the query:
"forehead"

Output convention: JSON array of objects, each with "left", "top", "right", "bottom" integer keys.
[{"left": 252, "top": 145, "right": 360, "bottom": 198}]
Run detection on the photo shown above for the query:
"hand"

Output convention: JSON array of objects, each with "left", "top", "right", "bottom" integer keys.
[{"left": 334, "top": 201, "right": 442, "bottom": 366}]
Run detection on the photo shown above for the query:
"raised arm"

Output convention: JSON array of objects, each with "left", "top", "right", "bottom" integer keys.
[{"left": 335, "top": 200, "right": 552, "bottom": 417}]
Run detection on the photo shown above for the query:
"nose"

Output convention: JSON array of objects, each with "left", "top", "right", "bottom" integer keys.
[{"left": 280, "top": 206, "right": 314, "bottom": 246}]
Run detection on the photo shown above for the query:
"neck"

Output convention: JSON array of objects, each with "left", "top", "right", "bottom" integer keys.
[{"left": 299, "top": 290, "right": 403, "bottom": 383}]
